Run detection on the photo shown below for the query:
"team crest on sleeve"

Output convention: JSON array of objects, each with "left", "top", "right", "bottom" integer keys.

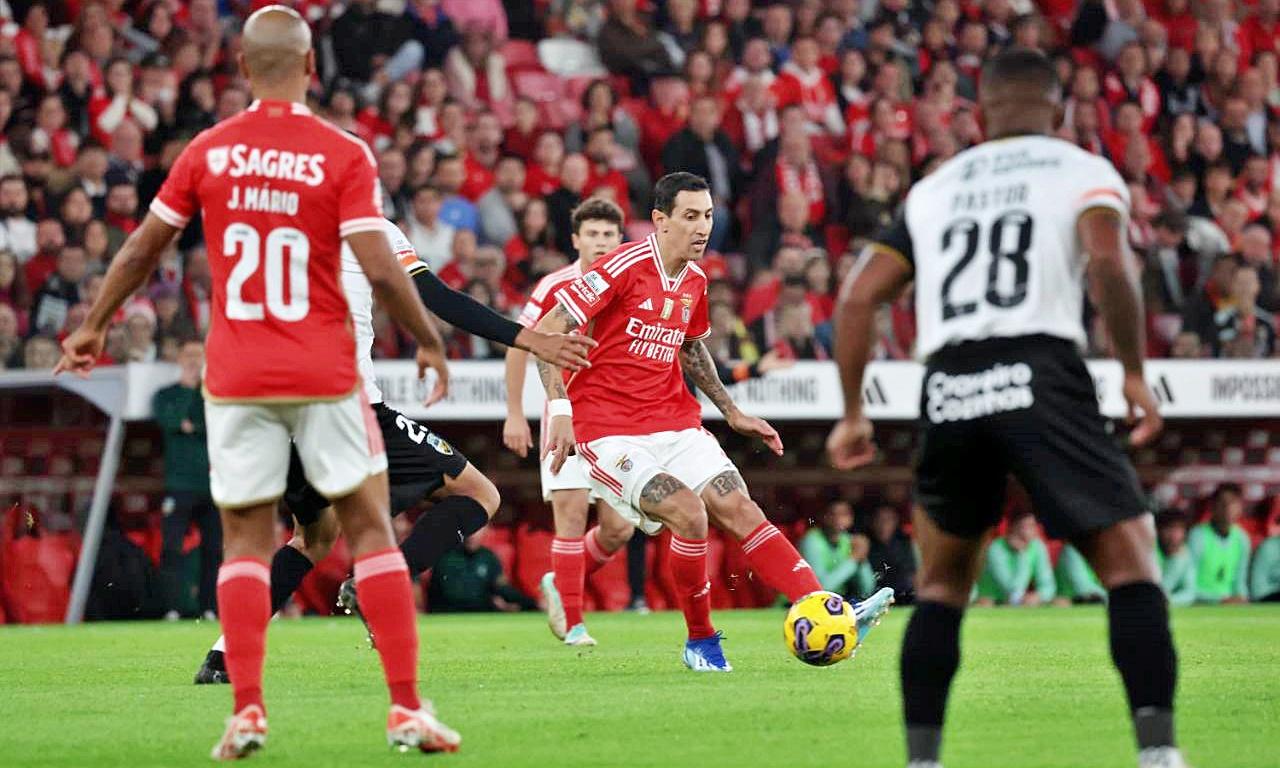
[
  {"left": 426, "top": 433, "right": 454, "bottom": 456},
  {"left": 583, "top": 270, "right": 609, "bottom": 294},
  {"left": 206, "top": 146, "right": 229, "bottom": 175}
]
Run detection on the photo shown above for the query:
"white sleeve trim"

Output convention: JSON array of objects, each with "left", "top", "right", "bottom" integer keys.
[
  {"left": 553, "top": 288, "right": 588, "bottom": 327},
  {"left": 690, "top": 328, "right": 712, "bottom": 340},
  {"left": 340, "top": 217, "right": 388, "bottom": 237},
  {"left": 149, "top": 198, "right": 190, "bottom": 228}
]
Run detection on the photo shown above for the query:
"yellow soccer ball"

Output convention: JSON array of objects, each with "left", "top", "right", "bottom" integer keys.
[{"left": 783, "top": 590, "right": 857, "bottom": 667}]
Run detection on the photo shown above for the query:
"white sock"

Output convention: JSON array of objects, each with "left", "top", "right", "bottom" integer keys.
[{"left": 212, "top": 635, "right": 226, "bottom": 653}]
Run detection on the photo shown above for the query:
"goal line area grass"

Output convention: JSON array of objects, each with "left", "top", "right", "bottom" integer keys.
[{"left": 1, "top": 605, "right": 1276, "bottom": 767}]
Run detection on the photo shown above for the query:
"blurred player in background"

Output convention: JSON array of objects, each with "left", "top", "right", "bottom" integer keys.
[
  {"left": 503, "top": 198, "right": 637, "bottom": 648},
  {"left": 827, "top": 48, "right": 1185, "bottom": 768},
  {"left": 536, "top": 172, "right": 894, "bottom": 672},
  {"left": 57, "top": 6, "right": 459, "bottom": 758},
  {"left": 193, "top": 217, "right": 594, "bottom": 679}
]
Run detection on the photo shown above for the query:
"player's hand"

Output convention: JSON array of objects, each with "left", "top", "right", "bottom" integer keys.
[
  {"left": 1122, "top": 372, "right": 1163, "bottom": 447},
  {"left": 826, "top": 415, "right": 876, "bottom": 470},
  {"left": 522, "top": 329, "right": 597, "bottom": 371},
  {"left": 416, "top": 346, "right": 450, "bottom": 407},
  {"left": 727, "top": 410, "right": 784, "bottom": 456},
  {"left": 503, "top": 415, "right": 533, "bottom": 458},
  {"left": 542, "top": 414, "right": 576, "bottom": 475},
  {"left": 53, "top": 327, "right": 106, "bottom": 378}
]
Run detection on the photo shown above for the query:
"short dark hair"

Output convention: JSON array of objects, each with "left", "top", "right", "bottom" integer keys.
[
  {"left": 570, "top": 197, "right": 624, "bottom": 234},
  {"left": 1212, "top": 483, "right": 1243, "bottom": 504},
  {"left": 981, "top": 47, "right": 1060, "bottom": 97},
  {"left": 1152, "top": 209, "right": 1188, "bottom": 234},
  {"left": 652, "top": 172, "right": 710, "bottom": 215}
]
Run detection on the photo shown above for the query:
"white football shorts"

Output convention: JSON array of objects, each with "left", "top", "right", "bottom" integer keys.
[
  {"left": 576, "top": 427, "right": 738, "bottom": 535},
  {"left": 205, "top": 389, "right": 388, "bottom": 509}
]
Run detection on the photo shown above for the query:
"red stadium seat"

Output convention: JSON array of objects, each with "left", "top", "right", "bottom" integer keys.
[
  {"left": 514, "top": 523, "right": 555, "bottom": 600},
  {"left": 502, "top": 39, "right": 542, "bottom": 72}
]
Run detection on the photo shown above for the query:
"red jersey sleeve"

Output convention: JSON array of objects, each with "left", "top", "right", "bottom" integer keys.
[
  {"left": 553, "top": 267, "right": 621, "bottom": 328},
  {"left": 149, "top": 139, "right": 202, "bottom": 228},
  {"left": 337, "top": 140, "right": 386, "bottom": 239},
  {"left": 516, "top": 295, "right": 544, "bottom": 329},
  {"left": 687, "top": 287, "right": 711, "bottom": 340}
]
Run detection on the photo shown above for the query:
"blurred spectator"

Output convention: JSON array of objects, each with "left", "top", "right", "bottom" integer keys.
[
  {"left": 976, "top": 512, "right": 1056, "bottom": 606},
  {"left": 769, "top": 298, "right": 828, "bottom": 360},
  {"left": 1181, "top": 253, "right": 1237, "bottom": 343},
  {"left": 1156, "top": 510, "right": 1197, "bottom": 607},
  {"left": 0, "top": 303, "right": 20, "bottom": 369},
  {"left": 662, "top": 95, "right": 741, "bottom": 252},
  {"left": 1142, "top": 209, "right": 1196, "bottom": 315},
  {"left": 801, "top": 499, "right": 874, "bottom": 599},
  {"left": 89, "top": 57, "right": 158, "bottom": 148},
  {"left": 1251, "top": 505, "right": 1280, "bottom": 601},
  {"left": 746, "top": 191, "right": 817, "bottom": 271},
  {"left": 478, "top": 155, "right": 527, "bottom": 248},
  {"left": 329, "top": 0, "right": 416, "bottom": 88},
  {"left": 776, "top": 36, "right": 844, "bottom": 136},
  {"left": 865, "top": 504, "right": 917, "bottom": 603},
  {"left": 598, "top": 0, "right": 676, "bottom": 89},
  {"left": 426, "top": 532, "right": 537, "bottom": 613},
  {"left": 153, "top": 339, "right": 218, "bottom": 621},
  {"left": 1212, "top": 265, "right": 1277, "bottom": 358},
  {"left": 707, "top": 300, "right": 760, "bottom": 364},
  {"left": 1188, "top": 484, "right": 1252, "bottom": 604},
  {"left": 122, "top": 302, "right": 158, "bottom": 362},
  {"left": 444, "top": 22, "right": 511, "bottom": 115},
  {"left": 405, "top": 184, "right": 456, "bottom": 272},
  {"left": 29, "top": 243, "right": 85, "bottom": 336},
  {"left": 461, "top": 111, "right": 503, "bottom": 202},
  {"left": 433, "top": 152, "right": 480, "bottom": 233},
  {"left": 0, "top": 249, "right": 29, "bottom": 320},
  {"left": 581, "top": 125, "right": 632, "bottom": 220},
  {"left": 22, "top": 333, "right": 60, "bottom": 369},
  {"left": 0, "top": 175, "right": 37, "bottom": 261},
  {"left": 378, "top": 148, "right": 410, "bottom": 222},
  {"left": 547, "top": 154, "right": 591, "bottom": 255},
  {"left": 1054, "top": 544, "right": 1105, "bottom": 604}
]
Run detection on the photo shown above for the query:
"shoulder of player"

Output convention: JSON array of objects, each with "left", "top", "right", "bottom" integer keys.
[
  {"left": 686, "top": 261, "right": 709, "bottom": 286},
  {"left": 595, "top": 239, "right": 654, "bottom": 279},
  {"left": 531, "top": 263, "right": 582, "bottom": 300}
]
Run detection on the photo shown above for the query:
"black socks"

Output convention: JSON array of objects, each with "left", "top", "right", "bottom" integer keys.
[
  {"left": 269, "top": 545, "right": 315, "bottom": 614},
  {"left": 400, "top": 496, "right": 489, "bottom": 578},
  {"left": 901, "top": 601, "right": 964, "bottom": 763},
  {"left": 1108, "top": 582, "right": 1178, "bottom": 749}
]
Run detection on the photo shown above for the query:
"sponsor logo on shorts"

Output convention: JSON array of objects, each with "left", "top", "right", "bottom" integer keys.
[
  {"left": 426, "top": 433, "right": 454, "bottom": 456},
  {"left": 615, "top": 454, "right": 633, "bottom": 472},
  {"left": 926, "top": 362, "right": 1034, "bottom": 424}
]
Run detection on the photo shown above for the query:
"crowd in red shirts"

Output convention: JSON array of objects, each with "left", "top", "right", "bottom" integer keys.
[{"left": 2, "top": 0, "right": 1279, "bottom": 374}]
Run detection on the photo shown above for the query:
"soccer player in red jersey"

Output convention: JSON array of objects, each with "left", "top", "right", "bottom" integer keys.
[
  {"left": 504, "top": 198, "right": 637, "bottom": 647},
  {"left": 535, "top": 172, "right": 895, "bottom": 671},
  {"left": 56, "top": 6, "right": 460, "bottom": 758}
]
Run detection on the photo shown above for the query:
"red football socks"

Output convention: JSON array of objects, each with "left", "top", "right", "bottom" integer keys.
[
  {"left": 668, "top": 534, "right": 716, "bottom": 640},
  {"left": 353, "top": 548, "right": 421, "bottom": 711},
  {"left": 583, "top": 526, "right": 619, "bottom": 577},
  {"left": 740, "top": 522, "right": 822, "bottom": 601},
  {"left": 551, "top": 537, "right": 586, "bottom": 628},
  {"left": 216, "top": 557, "right": 271, "bottom": 714}
]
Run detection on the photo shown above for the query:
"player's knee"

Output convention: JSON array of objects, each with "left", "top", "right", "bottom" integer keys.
[
  {"left": 451, "top": 466, "right": 501, "bottom": 518},
  {"left": 598, "top": 512, "right": 635, "bottom": 549},
  {"left": 658, "top": 492, "right": 707, "bottom": 539}
]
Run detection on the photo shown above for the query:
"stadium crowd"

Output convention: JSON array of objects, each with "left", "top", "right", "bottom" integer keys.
[{"left": 2, "top": 0, "right": 1280, "bottom": 371}]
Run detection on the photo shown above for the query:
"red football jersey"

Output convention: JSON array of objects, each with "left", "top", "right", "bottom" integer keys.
[
  {"left": 552, "top": 235, "right": 711, "bottom": 443},
  {"left": 150, "top": 99, "right": 385, "bottom": 401}
]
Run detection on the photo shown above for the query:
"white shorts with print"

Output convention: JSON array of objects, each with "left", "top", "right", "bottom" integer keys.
[
  {"left": 539, "top": 452, "right": 601, "bottom": 503},
  {"left": 576, "top": 427, "right": 737, "bottom": 535},
  {"left": 205, "top": 390, "right": 388, "bottom": 509}
]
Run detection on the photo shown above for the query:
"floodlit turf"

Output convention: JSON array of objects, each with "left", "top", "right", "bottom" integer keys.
[{"left": 1, "top": 606, "right": 1277, "bottom": 767}]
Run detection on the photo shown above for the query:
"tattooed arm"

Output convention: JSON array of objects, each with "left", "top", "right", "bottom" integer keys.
[
  {"left": 533, "top": 303, "right": 582, "bottom": 473},
  {"left": 680, "top": 337, "right": 784, "bottom": 456},
  {"left": 679, "top": 337, "right": 740, "bottom": 418}
]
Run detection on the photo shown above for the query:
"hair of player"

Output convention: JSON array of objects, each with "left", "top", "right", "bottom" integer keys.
[
  {"left": 980, "top": 47, "right": 1060, "bottom": 101},
  {"left": 652, "top": 172, "right": 710, "bottom": 215},
  {"left": 570, "top": 197, "right": 624, "bottom": 234},
  {"left": 241, "top": 5, "right": 312, "bottom": 85}
]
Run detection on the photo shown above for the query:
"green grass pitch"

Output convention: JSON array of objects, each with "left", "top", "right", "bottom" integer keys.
[{"left": 1, "top": 606, "right": 1277, "bottom": 767}]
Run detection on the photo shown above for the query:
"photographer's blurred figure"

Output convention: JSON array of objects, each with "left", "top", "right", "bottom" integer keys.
[
  {"left": 427, "top": 530, "right": 537, "bottom": 613},
  {"left": 153, "top": 339, "right": 219, "bottom": 620},
  {"left": 801, "top": 499, "right": 874, "bottom": 599}
]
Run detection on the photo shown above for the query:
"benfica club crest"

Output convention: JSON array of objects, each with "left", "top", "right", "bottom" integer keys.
[{"left": 206, "top": 146, "right": 229, "bottom": 176}]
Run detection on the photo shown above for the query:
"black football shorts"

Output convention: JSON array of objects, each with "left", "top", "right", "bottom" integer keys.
[
  {"left": 914, "top": 334, "right": 1146, "bottom": 541},
  {"left": 284, "top": 402, "right": 469, "bottom": 526}
]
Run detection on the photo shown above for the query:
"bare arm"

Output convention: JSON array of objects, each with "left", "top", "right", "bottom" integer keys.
[
  {"left": 532, "top": 303, "right": 582, "bottom": 472},
  {"left": 1080, "top": 208, "right": 1163, "bottom": 446},
  {"left": 505, "top": 345, "right": 530, "bottom": 419},
  {"left": 679, "top": 337, "right": 740, "bottom": 418},
  {"left": 532, "top": 303, "right": 580, "bottom": 402},
  {"left": 825, "top": 246, "right": 912, "bottom": 469},
  {"left": 1080, "top": 209, "right": 1144, "bottom": 375},
  {"left": 57, "top": 214, "right": 178, "bottom": 375}
]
